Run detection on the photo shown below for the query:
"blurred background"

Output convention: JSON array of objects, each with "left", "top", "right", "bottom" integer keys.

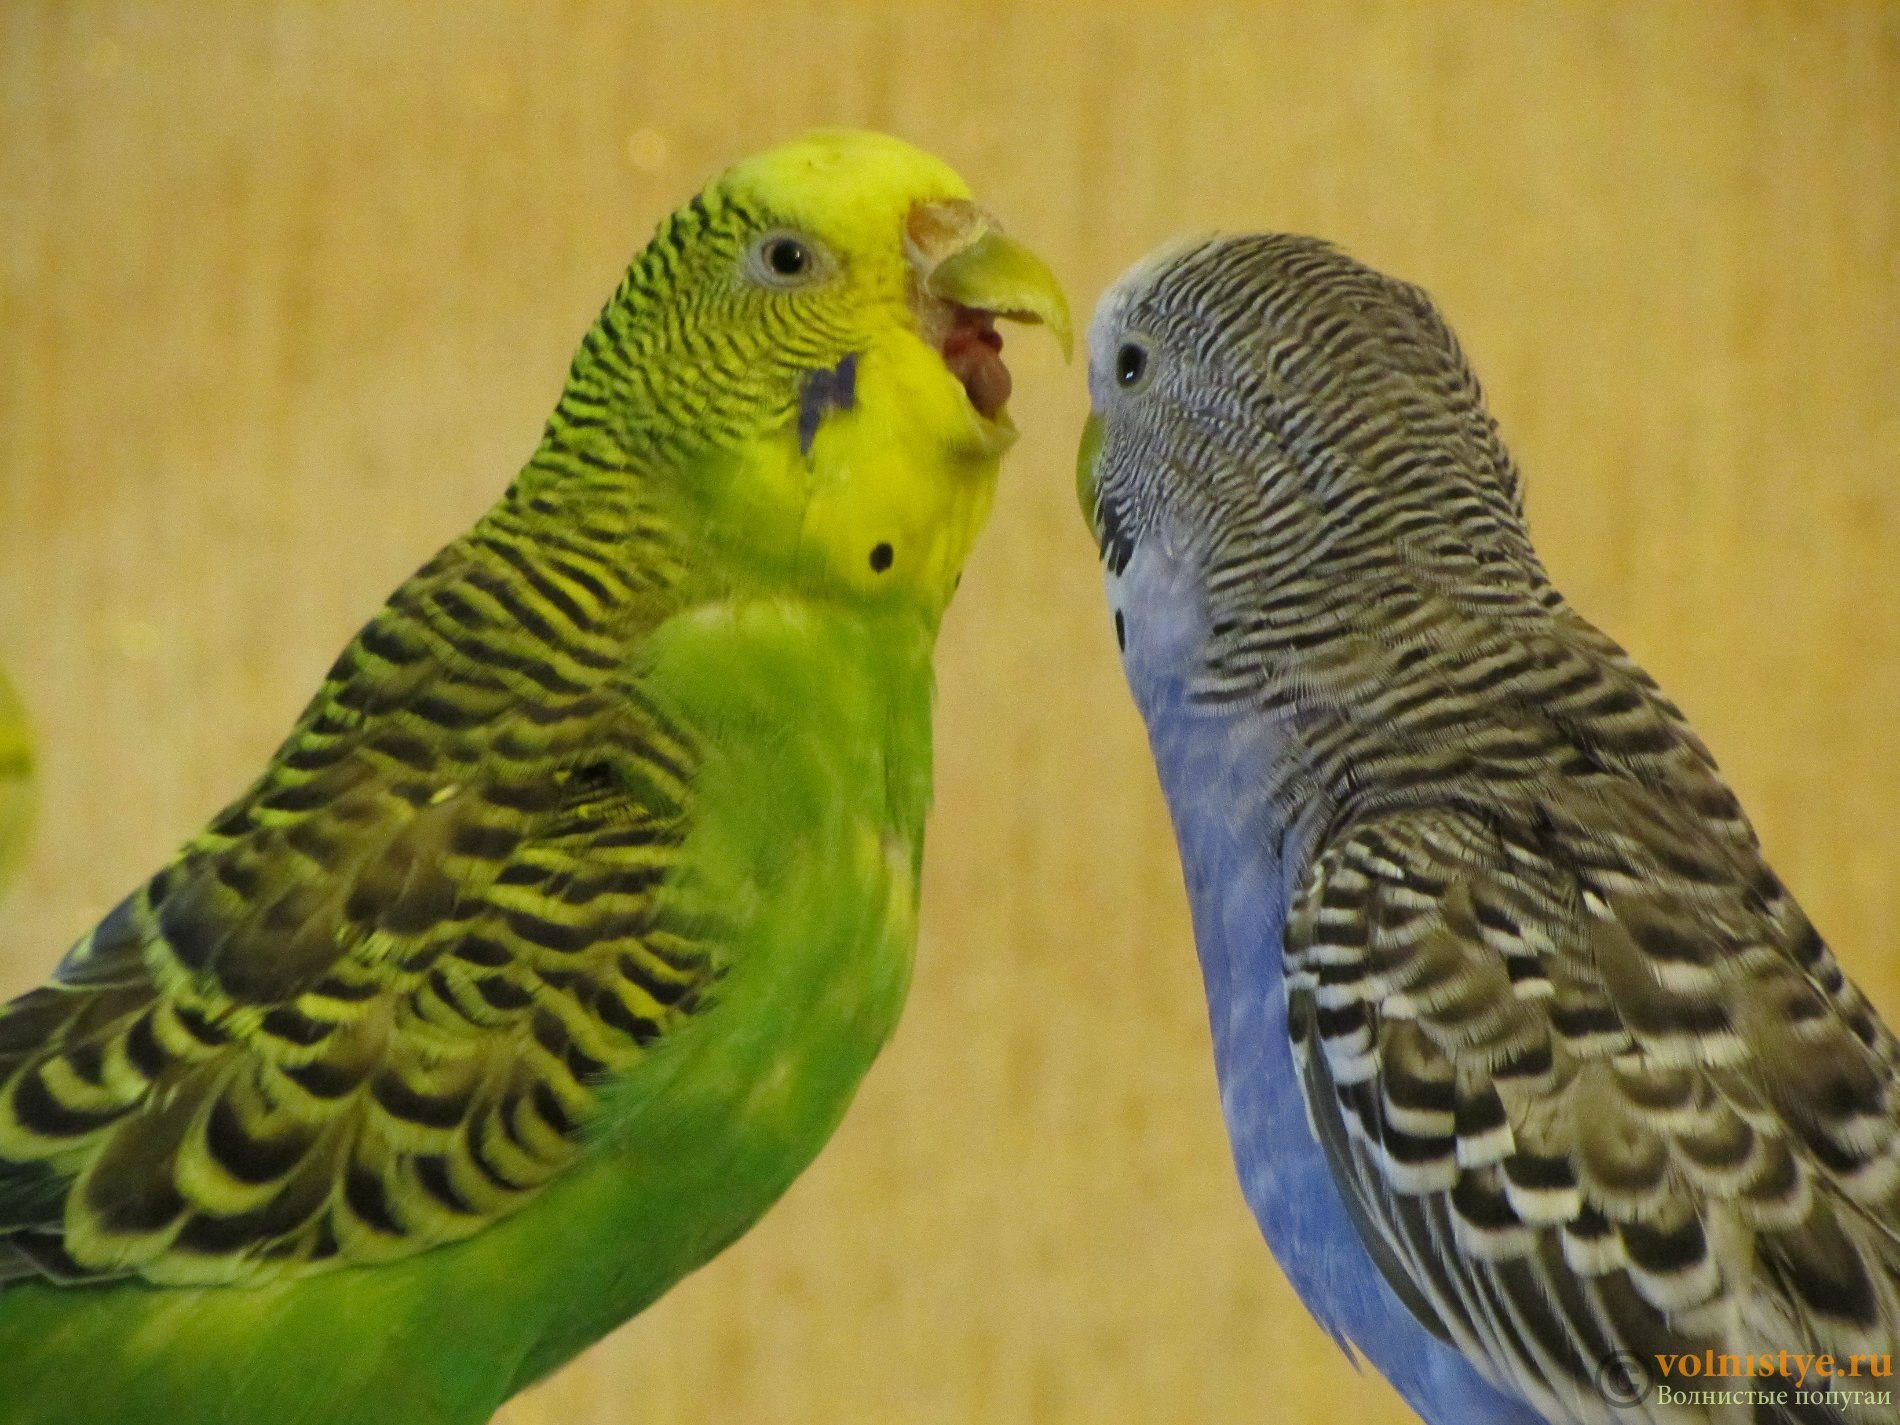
[{"left": 1, "top": 3, "right": 1896, "bottom": 1422}]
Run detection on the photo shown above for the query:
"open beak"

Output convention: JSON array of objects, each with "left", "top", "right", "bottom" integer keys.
[{"left": 905, "top": 199, "right": 1072, "bottom": 422}]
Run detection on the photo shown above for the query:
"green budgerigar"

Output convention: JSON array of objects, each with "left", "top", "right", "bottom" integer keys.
[{"left": 0, "top": 130, "right": 1068, "bottom": 1424}]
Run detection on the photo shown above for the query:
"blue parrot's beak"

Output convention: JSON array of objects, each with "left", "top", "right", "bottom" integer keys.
[{"left": 1076, "top": 411, "right": 1104, "bottom": 524}]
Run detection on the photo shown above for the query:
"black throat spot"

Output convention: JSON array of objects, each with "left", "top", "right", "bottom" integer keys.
[
  {"left": 1097, "top": 493, "right": 1135, "bottom": 575},
  {"left": 798, "top": 353, "right": 860, "bottom": 457}
]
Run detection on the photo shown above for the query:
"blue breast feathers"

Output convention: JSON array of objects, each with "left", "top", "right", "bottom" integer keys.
[{"left": 1107, "top": 535, "right": 1541, "bottom": 1425}]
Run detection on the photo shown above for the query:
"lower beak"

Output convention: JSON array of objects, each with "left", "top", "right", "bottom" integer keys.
[{"left": 906, "top": 199, "right": 1072, "bottom": 421}]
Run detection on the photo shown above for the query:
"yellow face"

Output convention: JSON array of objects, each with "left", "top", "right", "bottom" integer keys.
[{"left": 644, "top": 130, "right": 1070, "bottom": 619}]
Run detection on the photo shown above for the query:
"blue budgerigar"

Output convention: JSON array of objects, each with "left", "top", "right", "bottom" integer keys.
[{"left": 1077, "top": 234, "right": 1900, "bottom": 1424}]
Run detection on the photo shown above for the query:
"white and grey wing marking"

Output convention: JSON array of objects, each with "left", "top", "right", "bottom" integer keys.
[{"left": 1284, "top": 800, "right": 1900, "bottom": 1424}]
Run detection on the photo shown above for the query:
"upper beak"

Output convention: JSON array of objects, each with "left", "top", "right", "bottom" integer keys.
[
  {"left": 905, "top": 200, "right": 1073, "bottom": 361},
  {"left": 1076, "top": 411, "right": 1104, "bottom": 522}
]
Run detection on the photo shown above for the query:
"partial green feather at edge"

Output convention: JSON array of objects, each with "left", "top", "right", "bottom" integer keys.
[{"left": 0, "top": 665, "right": 34, "bottom": 898}]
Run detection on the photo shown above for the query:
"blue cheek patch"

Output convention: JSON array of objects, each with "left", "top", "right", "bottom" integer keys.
[{"left": 797, "top": 353, "right": 860, "bottom": 457}]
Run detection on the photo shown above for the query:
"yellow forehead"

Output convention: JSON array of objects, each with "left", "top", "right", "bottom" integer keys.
[{"left": 713, "top": 130, "right": 974, "bottom": 253}]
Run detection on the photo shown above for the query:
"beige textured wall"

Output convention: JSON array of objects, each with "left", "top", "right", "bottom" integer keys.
[{"left": 1, "top": 3, "right": 1897, "bottom": 1422}]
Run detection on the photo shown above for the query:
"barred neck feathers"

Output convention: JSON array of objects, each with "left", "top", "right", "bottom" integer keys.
[
  {"left": 495, "top": 185, "right": 809, "bottom": 606},
  {"left": 1086, "top": 234, "right": 1751, "bottom": 857}
]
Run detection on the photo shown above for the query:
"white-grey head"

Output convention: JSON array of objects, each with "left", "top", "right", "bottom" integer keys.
[{"left": 1078, "top": 234, "right": 1556, "bottom": 704}]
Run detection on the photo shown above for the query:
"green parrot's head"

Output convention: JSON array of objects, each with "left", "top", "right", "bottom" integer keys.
[{"left": 566, "top": 129, "right": 1070, "bottom": 614}]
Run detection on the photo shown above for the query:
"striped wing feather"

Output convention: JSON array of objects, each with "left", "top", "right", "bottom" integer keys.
[
  {"left": 0, "top": 535, "right": 717, "bottom": 1288},
  {"left": 1286, "top": 791, "right": 1900, "bottom": 1422}
]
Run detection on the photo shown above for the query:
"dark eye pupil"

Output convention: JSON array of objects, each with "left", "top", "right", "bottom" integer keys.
[
  {"left": 1115, "top": 343, "right": 1147, "bottom": 386},
  {"left": 766, "top": 238, "right": 809, "bottom": 277}
]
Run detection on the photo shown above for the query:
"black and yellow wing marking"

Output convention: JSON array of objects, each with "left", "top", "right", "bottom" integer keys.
[
  {"left": 1285, "top": 790, "right": 1900, "bottom": 1419},
  {"left": 0, "top": 537, "right": 718, "bottom": 1288}
]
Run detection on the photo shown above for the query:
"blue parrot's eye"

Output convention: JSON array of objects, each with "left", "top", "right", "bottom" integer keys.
[{"left": 1115, "top": 342, "right": 1148, "bottom": 387}]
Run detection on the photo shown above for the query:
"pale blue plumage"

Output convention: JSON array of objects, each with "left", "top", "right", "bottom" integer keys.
[{"left": 1111, "top": 537, "right": 1539, "bottom": 1424}]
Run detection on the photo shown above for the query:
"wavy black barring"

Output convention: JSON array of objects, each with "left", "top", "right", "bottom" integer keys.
[{"left": 1593, "top": 1350, "right": 1656, "bottom": 1407}]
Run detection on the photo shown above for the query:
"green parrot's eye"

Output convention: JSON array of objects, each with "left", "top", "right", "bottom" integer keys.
[
  {"left": 746, "top": 231, "right": 827, "bottom": 289},
  {"left": 765, "top": 238, "right": 809, "bottom": 276},
  {"left": 1115, "top": 342, "right": 1149, "bottom": 387}
]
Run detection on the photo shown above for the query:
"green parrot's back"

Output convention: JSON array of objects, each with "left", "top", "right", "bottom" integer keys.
[{"left": 0, "top": 551, "right": 934, "bottom": 1421}]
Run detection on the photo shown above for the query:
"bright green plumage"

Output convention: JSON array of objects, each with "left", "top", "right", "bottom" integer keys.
[{"left": 0, "top": 130, "right": 1067, "bottom": 1424}]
